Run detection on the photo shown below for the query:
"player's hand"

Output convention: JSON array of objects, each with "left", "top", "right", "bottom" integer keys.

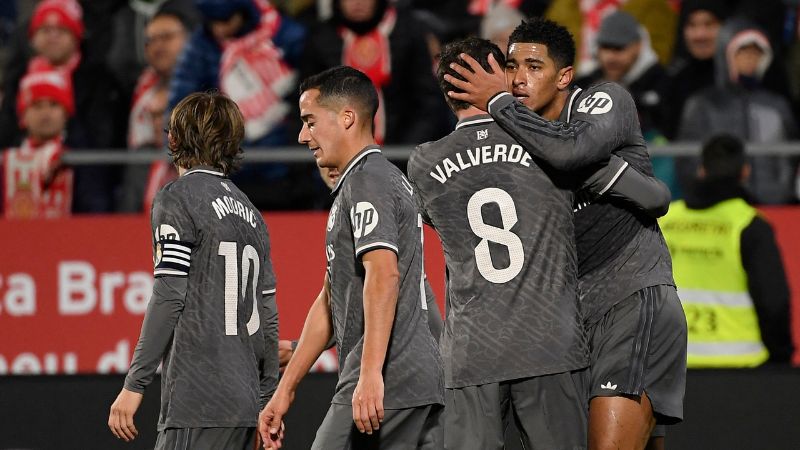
[
  {"left": 444, "top": 52, "right": 507, "bottom": 111},
  {"left": 108, "top": 388, "right": 143, "bottom": 442},
  {"left": 278, "top": 340, "right": 294, "bottom": 369},
  {"left": 352, "top": 370, "right": 384, "bottom": 434},
  {"left": 259, "top": 389, "right": 292, "bottom": 449}
]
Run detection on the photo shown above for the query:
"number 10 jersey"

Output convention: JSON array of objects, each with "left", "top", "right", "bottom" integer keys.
[{"left": 409, "top": 115, "right": 589, "bottom": 388}]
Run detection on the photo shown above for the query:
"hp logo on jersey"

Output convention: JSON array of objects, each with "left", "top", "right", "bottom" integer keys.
[
  {"left": 351, "top": 202, "right": 379, "bottom": 238},
  {"left": 577, "top": 92, "right": 613, "bottom": 115}
]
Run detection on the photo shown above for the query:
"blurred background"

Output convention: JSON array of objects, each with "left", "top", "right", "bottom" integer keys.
[{"left": 0, "top": 0, "right": 799, "bottom": 448}]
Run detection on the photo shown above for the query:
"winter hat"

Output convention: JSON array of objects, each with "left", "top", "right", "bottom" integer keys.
[
  {"left": 16, "top": 68, "right": 75, "bottom": 119},
  {"left": 29, "top": 0, "right": 84, "bottom": 40},
  {"left": 596, "top": 11, "right": 641, "bottom": 48}
]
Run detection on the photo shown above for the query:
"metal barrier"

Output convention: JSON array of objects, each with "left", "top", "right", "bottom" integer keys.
[{"left": 59, "top": 142, "right": 800, "bottom": 165}]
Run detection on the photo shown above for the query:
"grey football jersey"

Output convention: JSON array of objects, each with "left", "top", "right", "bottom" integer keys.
[
  {"left": 408, "top": 115, "right": 589, "bottom": 388},
  {"left": 150, "top": 166, "right": 278, "bottom": 429},
  {"left": 326, "top": 146, "right": 444, "bottom": 409},
  {"left": 488, "top": 83, "right": 675, "bottom": 326}
]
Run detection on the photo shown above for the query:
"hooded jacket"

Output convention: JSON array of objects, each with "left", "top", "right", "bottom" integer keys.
[{"left": 677, "top": 19, "right": 799, "bottom": 204}]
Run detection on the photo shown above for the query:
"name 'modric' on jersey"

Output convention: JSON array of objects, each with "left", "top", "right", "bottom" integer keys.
[
  {"left": 211, "top": 194, "right": 258, "bottom": 228},
  {"left": 429, "top": 142, "right": 533, "bottom": 184}
]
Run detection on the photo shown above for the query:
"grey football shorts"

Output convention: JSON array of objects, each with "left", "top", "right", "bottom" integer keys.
[
  {"left": 444, "top": 369, "right": 589, "bottom": 450},
  {"left": 587, "top": 284, "right": 687, "bottom": 424},
  {"left": 154, "top": 427, "right": 255, "bottom": 450},
  {"left": 311, "top": 403, "right": 443, "bottom": 449}
]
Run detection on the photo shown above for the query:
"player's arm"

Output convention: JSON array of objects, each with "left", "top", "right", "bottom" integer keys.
[
  {"left": 445, "top": 54, "right": 631, "bottom": 171},
  {"left": 109, "top": 189, "right": 194, "bottom": 442},
  {"left": 355, "top": 248, "right": 400, "bottom": 435},
  {"left": 109, "top": 277, "right": 187, "bottom": 442},
  {"left": 259, "top": 276, "right": 333, "bottom": 447},
  {"left": 259, "top": 290, "right": 279, "bottom": 407},
  {"left": 580, "top": 155, "right": 672, "bottom": 217}
]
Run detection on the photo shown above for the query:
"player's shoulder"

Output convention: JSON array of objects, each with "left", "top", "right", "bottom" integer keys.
[{"left": 572, "top": 82, "right": 635, "bottom": 118}]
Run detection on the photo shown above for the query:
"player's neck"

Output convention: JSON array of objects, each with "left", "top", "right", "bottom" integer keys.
[
  {"left": 177, "top": 166, "right": 188, "bottom": 176},
  {"left": 539, "top": 91, "right": 569, "bottom": 121},
  {"left": 454, "top": 106, "right": 488, "bottom": 121},
  {"left": 336, "top": 134, "right": 377, "bottom": 172}
]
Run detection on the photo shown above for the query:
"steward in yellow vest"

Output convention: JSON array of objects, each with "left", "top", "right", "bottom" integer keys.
[{"left": 659, "top": 135, "right": 793, "bottom": 367}]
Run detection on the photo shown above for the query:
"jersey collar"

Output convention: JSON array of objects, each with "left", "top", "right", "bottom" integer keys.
[
  {"left": 183, "top": 165, "right": 226, "bottom": 178},
  {"left": 332, "top": 145, "right": 382, "bottom": 194},
  {"left": 560, "top": 87, "right": 583, "bottom": 123},
  {"left": 455, "top": 114, "right": 494, "bottom": 130}
]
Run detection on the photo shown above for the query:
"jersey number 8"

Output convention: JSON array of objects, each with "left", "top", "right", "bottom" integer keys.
[
  {"left": 218, "top": 241, "right": 261, "bottom": 336},
  {"left": 467, "top": 188, "right": 524, "bottom": 284}
]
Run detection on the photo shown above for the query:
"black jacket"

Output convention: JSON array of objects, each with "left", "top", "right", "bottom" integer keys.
[
  {"left": 685, "top": 179, "right": 795, "bottom": 364},
  {"left": 299, "top": 7, "right": 449, "bottom": 145}
]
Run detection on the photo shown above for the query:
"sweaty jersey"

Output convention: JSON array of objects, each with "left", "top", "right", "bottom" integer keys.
[
  {"left": 149, "top": 166, "right": 278, "bottom": 429},
  {"left": 326, "top": 146, "right": 443, "bottom": 409},
  {"left": 488, "top": 83, "right": 675, "bottom": 326},
  {"left": 409, "top": 115, "right": 588, "bottom": 388}
]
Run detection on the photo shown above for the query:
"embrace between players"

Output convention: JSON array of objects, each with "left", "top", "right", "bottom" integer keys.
[{"left": 108, "top": 17, "right": 686, "bottom": 450}]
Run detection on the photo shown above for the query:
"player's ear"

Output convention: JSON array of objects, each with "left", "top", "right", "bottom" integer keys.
[
  {"left": 556, "top": 65, "right": 574, "bottom": 90},
  {"left": 342, "top": 109, "right": 356, "bottom": 130}
]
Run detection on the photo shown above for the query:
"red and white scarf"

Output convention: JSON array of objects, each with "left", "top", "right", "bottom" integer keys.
[
  {"left": 3, "top": 137, "right": 73, "bottom": 218},
  {"left": 339, "top": 7, "right": 396, "bottom": 144},
  {"left": 219, "top": 0, "right": 296, "bottom": 142},
  {"left": 128, "top": 67, "right": 163, "bottom": 149},
  {"left": 468, "top": 0, "right": 522, "bottom": 15}
]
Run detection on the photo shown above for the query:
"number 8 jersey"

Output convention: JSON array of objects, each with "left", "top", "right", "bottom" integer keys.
[
  {"left": 409, "top": 115, "right": 589, "bottom": 388},
  {"left": 147, "top": 166, "right": 278, "bottom": 430}
]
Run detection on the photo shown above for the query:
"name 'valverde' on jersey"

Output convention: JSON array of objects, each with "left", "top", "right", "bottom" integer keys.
[
  {"left": 408, "top": 115, "right": 589, "bottom": 388},
  {"left": 150, "top": 166, "right": 277, "bottom": 430},
  {"left": 326, "top": 146, "right": 444, "bottom": 409},
  {"left": 563, "top": 83, "right": 675, "bottom": 325}
]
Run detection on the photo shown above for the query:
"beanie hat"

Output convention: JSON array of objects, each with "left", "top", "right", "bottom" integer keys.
[
  {"left": 29, "top": 0, "right": 84, "bottom": 40},
  {"left": 16, "top": 69, "right": 75, "bottom": 119}
]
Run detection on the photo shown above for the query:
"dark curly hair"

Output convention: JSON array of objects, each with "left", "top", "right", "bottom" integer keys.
[
  {"left": 437, "top": 37, "right": 506, "bottom": 112},
  {"left": 168, "top": 90, "right": 244, "bottom": 175},
  {"left": 509, "top": 18, "right": 576, "bottom": 70}
]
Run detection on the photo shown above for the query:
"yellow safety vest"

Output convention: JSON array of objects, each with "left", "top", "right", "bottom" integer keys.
[{"left": 659, "top": 198, "right": 769, "bottom": 368}]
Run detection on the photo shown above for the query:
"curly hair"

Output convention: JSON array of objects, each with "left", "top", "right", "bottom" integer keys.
[
  {"left": 509, "top": 18, "right": 576, "bottom": 70},
  {"left": 436, "top": 37, "right": 506, "bottom": 112},
  {"left": 168, "top": 91, "right": 244, "bottom": 175}
]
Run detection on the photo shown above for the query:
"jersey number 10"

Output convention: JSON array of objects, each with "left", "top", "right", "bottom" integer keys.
[
  {"left": 218, "top": 241, "right": 261, "bottom": 336},
  {"left": 467, "top": 188, "right": 524, "bottom": 284}
]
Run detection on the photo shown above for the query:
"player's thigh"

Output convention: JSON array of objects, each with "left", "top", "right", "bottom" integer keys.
[
  {"left": 312, "top": 403, "right": 442, "bottom": 450},
  {"left": 509, "top": 369, "right": 588, "bottom": 450},
  {"left": 444, "top": 383, "right": 509, "bottom": 450},
  {"left": 588, "top": 285, "right": 686, "bottom": 425},
  {"left": 154, "top": 427, "right": 256, "bottom": 450}
]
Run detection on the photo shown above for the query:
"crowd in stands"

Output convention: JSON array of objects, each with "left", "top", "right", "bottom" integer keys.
[{"left": 1, "top": 0, "right": 800, "bottom": 214}]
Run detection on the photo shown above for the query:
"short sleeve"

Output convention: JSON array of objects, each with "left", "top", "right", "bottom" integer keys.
[
  {"left": 151, "top": 188, "right": 196, "bottom": 277},
  {"left": 346, "top": 172, "right": 400, "bottom": 259}
]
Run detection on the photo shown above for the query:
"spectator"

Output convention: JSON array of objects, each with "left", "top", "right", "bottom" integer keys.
[
  {"left": 105, "top": 0, "right": 199, "bottom": 102},
  {"left": 0, "top": 0, "right": 125, "bottom": 213},
  {"left": 168, "top": 0, "right": 310, "bottom": 210},
  {"left": 545, "top": 0, "right": 677, "bottom": 76},
  {"left": 120, "top": 9, "right": 190, "bottom": 213},
  {"left": 479, "top": 4, "right": 524, "bottom": 55},
  {"left": 3, "top": 68, "right": 74, "bottom": 218},
  {"left": 677, "top": 18, "right": 798, "bottom": 204},
  {"left": 300, "top": 0, "right": 449, "bottom": 146},
  {"left": 660, "top": 0, "right": 728, "bottom": 140},
  {"left": 576, "top": 11, "right": 667, "bottom": 139},
  {"left": 659, "top": 134, "right": 794, "bottom": 367}
]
